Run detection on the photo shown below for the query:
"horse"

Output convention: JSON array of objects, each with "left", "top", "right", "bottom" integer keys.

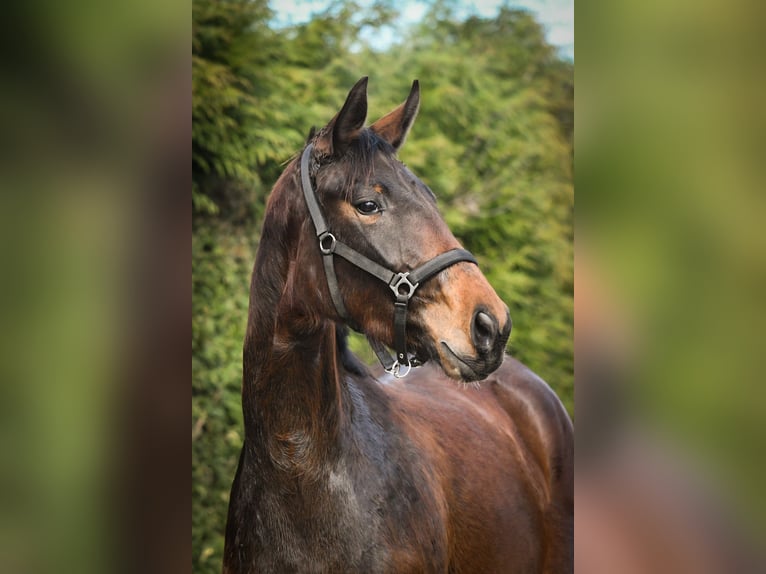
[{"left": 222, "top": 77, "right": 573, "bottom": 573}]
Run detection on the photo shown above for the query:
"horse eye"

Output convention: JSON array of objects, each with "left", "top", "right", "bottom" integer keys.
[{"left": 355, "top": 200, "right": 381, "bottom": 215}]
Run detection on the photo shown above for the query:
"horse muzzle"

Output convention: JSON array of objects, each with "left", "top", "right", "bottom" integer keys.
[{"left": 437, "top": 306, "right": 511, "bottom": 382}]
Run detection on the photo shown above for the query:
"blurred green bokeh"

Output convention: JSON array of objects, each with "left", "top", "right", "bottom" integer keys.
[
  {"left": 0, "top": 0, "right": 186, "bottom": 572},
  {"left": 577, "top": 0, "right": 766, "bottom": 566}
]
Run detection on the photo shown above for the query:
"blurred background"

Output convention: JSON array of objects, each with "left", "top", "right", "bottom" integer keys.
[{"left": 577, "top": 0, "right": 766, "bottom": 569}]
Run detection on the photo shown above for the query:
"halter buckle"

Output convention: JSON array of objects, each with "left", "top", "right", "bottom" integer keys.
[
  {"left": 318, "top": 232, "right": 337, "bottom": 255},
  {"left": 389, "top": 272, "right": 419, "bottom": 300},
  {"left": 386, "top": 358, "right": 413, "bottom": 379}
]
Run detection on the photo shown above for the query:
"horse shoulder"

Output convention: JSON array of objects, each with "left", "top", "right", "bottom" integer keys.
[
  {"left": 487, "top": 357, "right": 574, "bottom": 572},
  {"left": 488, "top": 357, "right": 574, "bottom": 503}
]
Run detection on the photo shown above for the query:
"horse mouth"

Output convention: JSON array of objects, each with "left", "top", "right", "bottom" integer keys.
[{"left": 439, "top": 342, "right": 484, "bottom": 382}]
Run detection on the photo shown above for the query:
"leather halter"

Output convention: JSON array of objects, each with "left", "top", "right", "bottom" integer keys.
[{"left": 300, "top": 143, "right": 478, "bottom": 378}]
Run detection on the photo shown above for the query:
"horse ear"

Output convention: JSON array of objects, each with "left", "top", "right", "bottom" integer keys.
[
  {"left": 315, "top": 77, "right": 368, "bottom": 156},
  {"left": 370, "top": 80, "right": 420, "bottom": 150}
]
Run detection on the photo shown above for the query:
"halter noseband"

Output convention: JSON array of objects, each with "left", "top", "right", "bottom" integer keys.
[{"left": 300, "top": 143, "right": 478, "bottom": 378}]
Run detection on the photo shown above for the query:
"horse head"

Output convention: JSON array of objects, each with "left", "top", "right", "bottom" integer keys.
[{"left": 284, "top": 77, "right": 511, "bottom": 381}]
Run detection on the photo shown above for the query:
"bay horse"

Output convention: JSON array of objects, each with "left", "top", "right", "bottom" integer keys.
[{"left": 223, "top": 77, "right": 573, "bottom": 573}]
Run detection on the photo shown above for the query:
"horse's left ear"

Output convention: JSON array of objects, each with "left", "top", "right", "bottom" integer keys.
[
  {"left": 315, "top": 77, "right": 369, "bottom": 157},
  {"left": 370, "top": 80, "right": 420, "bottom": 151}
]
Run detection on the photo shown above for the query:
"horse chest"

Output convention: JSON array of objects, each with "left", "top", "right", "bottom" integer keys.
[{"left": 246, "top": 458, "right": 448, "bottom": 573}]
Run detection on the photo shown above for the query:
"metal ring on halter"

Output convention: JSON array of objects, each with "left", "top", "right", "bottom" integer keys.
[
  {"left": 389, "top": 272, "right": 419, "bottom": 300},
  {"left": 387, "top": 358, "right": 412, "bottom": 379},
  {"left": 318, "top": 232, "right": 337, "bottom": 255}
]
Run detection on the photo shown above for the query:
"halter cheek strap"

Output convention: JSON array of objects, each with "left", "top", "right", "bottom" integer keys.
[{"left": 300, "top": 143, "right": 477, "bottom": 378}]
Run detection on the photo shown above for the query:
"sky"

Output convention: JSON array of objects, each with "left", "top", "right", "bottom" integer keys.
[{"left": 270, "top": 0, "right": 574, "bottom": 60}]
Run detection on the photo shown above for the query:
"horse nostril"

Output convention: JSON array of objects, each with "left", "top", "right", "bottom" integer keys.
[{"left": 471, "top": 310, "right": 498, "bottom": 354}]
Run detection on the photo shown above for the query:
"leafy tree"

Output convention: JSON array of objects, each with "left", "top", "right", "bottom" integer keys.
[{"left": 192, "top": 0, "right": 301, "bottom": 221}]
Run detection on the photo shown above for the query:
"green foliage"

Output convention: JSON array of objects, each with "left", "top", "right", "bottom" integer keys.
[
  {"left": 192, "top": 3, "right": 572, "bottom": 572},
  {"left": 192, "top": 224, "right": 255, "bottom": 572},
  {"left": 192, "top": 0, "right": 304, "bottom": 221}
]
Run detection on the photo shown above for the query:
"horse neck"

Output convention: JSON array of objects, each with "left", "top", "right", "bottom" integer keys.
[{"left": 241, "top": 165, "right": 348, "bottom": 476}]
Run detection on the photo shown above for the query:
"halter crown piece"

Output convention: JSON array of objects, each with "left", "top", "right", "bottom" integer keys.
[{"left": 300, "top": 143, "right": 478, "bottom": 378}]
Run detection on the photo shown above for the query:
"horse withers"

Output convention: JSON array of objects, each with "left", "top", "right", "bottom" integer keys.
[{"left": 222, "top": 77, "right": 573, "bottom": 573}]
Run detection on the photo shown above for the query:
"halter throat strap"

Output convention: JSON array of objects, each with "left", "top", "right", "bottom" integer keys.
[{"left": 300, "top": 143, "right": 477, "bottom": 377}]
